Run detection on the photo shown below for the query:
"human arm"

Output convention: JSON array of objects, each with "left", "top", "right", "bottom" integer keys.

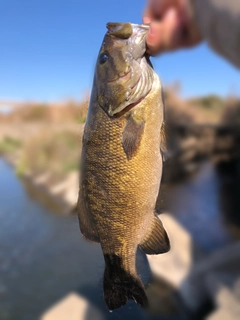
[{"left": 143, "top": 0, "right": 240, "bottom": 68}]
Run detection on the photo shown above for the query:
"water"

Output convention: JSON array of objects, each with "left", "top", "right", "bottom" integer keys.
[
  {"left": 0, "top": 160, "right": 164, "bottom": 320},
  {"left": 167, "top": 162, "right": 233, "bottom": 252},
  {"left": 0, "top": 160, "right": 103, "bottom": 319},
  {"left": 0, "top": 159, "right": 234, "bottom": 320}
]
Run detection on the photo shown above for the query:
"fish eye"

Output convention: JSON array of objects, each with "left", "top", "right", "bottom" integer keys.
[{"left": 99, "top": 52, "right": 109, "bottom": 64}]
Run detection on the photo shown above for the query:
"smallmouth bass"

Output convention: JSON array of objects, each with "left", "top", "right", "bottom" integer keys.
[{"left": 77, "top": 22, "right": 170, "bottom": 310}]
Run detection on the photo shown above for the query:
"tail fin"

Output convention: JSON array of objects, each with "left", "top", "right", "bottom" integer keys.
[{"left": 103, "top": 254, "right": 148, "bottom": 310}]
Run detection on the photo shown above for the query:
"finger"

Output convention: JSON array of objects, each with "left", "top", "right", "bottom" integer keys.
[
  {"left": 148, "top": 0, "right": 178, "bottom": 20},
  {"left": 143, "top": 16, "right": 152, "bottom": 24},
  {"left": 145, "top": 21, "right": 164, "bottom": 55},
  {"left": 146, "top": 8, "right": 181, "bottom": 55},
  {"left": 143, "top": 0, "right": 169, "bottom": 23},
  {"left": 162, "top": 8, "right": 182, "bottom": 50},
  {"left": 142, "top": 3, "right": 153, "bottom": 24}
]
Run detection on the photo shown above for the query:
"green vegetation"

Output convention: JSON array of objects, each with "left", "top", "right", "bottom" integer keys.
[
  {"left": 0, "top": 99, "right": 89, "bottom": 124},
  {"left": 0, "top": 98, "right": 88, "bottom": 179},
  {"left": 22, "top": 104, "right": 48, "bottom": 122},
  {"left": 0, "top": 136, "right": 22, "bottom": 155}
]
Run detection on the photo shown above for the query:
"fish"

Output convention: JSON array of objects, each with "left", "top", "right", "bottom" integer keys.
[{"left": 77, "top": 22, "right": 170, "bottom": 310}]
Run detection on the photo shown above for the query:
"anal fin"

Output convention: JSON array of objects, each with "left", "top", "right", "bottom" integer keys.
[{"left": 140, "top": 215, "right": 170, "bottom": 255}]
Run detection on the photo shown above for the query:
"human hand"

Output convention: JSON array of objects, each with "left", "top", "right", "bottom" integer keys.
[{"left": 143, "top": 0, "right": 203, "bottom": 55}]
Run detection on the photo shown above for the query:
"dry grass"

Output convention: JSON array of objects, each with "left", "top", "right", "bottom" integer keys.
[
  {"left": 16, "top": 130, "right": 82, "bottom": 177},
  {"left": 164, "top": 89, "right": 227, "bottom": 125},
  {"left": 1, "top": 90, "right": 239, "bottom": 180},
  {"left": 0, "top": 98, "right": 89, "bottom": 124},
  {"left": 0, "top": 98, "right": 87, "bottom": 178}
]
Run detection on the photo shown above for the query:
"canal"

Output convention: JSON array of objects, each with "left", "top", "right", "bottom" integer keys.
[
  {"left": 0, "top": 159, "right": 155, "bottom": 320},
  {"left": 0, "top": 158, "right": 236, "bottom": 320}
]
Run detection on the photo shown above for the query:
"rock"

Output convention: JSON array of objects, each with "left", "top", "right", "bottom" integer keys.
[
  {"left": 40, "top": 292, "right": 103, "bottom": 320},
  {"left": 34, "top": 173, "right": 51, "bottom": 185},
  {"left": 234, "top": 278, "right": 240, "bottom": 300},
  {"left": 63, "top": 172, "right": 79, "bottom": 206},
  {"left": 205, "top": 272, "right": 238, "bottom": 302},
  {"left": 206, "top": 286, "right": 240, "bottom": 320},
  {"left": 214, "top": 286, "right": 240, "bottom": 311},
  {"left": 49, "top": 172, "right": 78, "bottom": 206},
  {"left": 147, "top": 214, "right": 193, "bottom": 288},
  {"left": 147, "top": 214, "right": 203, "bottom": 310},
  {"left": 191, "top": 242, "right": 240, "bottom": 276},
  {"left": 207, "top": 307, "right": 240, "bottom": 320},
  {"left": 148, "top": 215, "right": 240, "bottom": 313},
  {"left": 204, "top": 273, "right": 240, "bottom": 320},
  {"left": 184, "top": 242, "right": 240, "bottom": 310}
]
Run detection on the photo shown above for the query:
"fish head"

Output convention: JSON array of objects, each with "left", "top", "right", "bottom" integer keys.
[{"left": 95, "top": 22, "right": 154, "bottom": 117}]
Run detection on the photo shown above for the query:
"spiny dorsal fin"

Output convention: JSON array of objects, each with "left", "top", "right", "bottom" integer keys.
[{"left": 140, "top": 215, "right": 170, "bottom": 255}]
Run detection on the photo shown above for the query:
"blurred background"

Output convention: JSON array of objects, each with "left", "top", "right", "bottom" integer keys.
[{"left": 0, "top": 1, "right": 240, "bottom": 319}]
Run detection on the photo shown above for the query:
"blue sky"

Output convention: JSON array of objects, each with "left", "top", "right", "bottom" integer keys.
[{"left": 0, "top": 0, "right": 239, "bottom": 102}]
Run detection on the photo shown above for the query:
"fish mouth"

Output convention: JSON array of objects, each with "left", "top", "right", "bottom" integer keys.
[
  {"left": 107, "top": 68, "right": 132, "bottom": 84},
  {"left": 107, "top": 22, "right": 149, "bottom": 39},
  {"left": 102, "top": 23, "right": 152, "bottom": 118}
]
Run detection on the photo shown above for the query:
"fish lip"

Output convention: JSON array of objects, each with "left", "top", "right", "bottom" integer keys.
[
  {"left": 131, "top": 23, "right": 150, "bottom": 30},
  {"left": 107, "top": 68, "right": 131, "bottom": 84}
]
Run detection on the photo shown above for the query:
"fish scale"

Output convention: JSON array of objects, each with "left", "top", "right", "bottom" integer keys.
[{"left": 77, "top": 22, "right": 170, "bottom": 310}]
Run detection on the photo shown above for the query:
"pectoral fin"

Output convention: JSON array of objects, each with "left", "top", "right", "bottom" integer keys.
[
  {"left": 122, "top": 116, "right": 145, "bottom": 160},
  {"left": 140, "top": 215, "right": 170, "bottom": 255}
]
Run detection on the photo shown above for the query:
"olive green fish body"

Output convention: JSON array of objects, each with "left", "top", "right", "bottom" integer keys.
[{"left": 77, "top": 22, "right": 170, "bottom": 310}]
